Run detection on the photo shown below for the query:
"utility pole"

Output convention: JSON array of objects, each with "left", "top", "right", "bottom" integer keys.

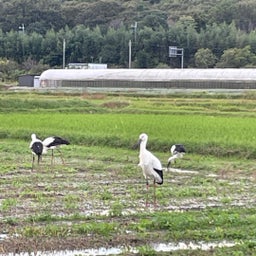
[
  {"left": 131, "top": 22, "right": 137, "bottom": 43},
  {"left": 19, "top": 24, "right": 25, "bottom": 61},
  {"left": 19, "top": 24, "right": 25, "bottom": 33},
  {"left": 63, "top": 39, "right": 66, "bottom": 69},
  {"left": 128, "top": 40, "right": 132, "bottom": 68},
  {"left": 129, "top": 21, "right": 137, "bottom": 69}
]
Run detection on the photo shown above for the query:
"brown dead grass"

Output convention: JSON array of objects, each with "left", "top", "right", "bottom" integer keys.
[{"left": 101, "top": 101, "right": 129, "bottom": 109}]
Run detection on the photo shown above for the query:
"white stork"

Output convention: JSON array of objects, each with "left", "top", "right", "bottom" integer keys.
[
  {"left": 135, "top": 133, "right": 163, "bottom": 207},
  {"left": 167, "top": 144, "right": 186, "bottom": 169},
  {"left": 29, "top": 134, "right": 47, "bottom": 171},
  {"left": 42, "top": 136, "right": 70, "bottom": 165}
]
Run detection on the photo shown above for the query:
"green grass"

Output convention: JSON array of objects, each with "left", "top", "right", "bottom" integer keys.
[
  {"left": 1, "top": 90, "right": 256, "bottom": 254},
  {"left": 0, "top": 112, "right": 256, "bottom": 158}
]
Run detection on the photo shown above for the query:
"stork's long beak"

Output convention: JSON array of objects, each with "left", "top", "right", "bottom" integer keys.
[
  {"left": 167, "top": 161, "right": 171, "bottom": 169},
  {"left": 132, "top": 138, "right": 142, "bottom": 149}
]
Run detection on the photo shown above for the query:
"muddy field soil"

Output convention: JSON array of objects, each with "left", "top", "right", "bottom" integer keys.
[{"left": 0, "top": 144, "right": 256, "bottom": 255}]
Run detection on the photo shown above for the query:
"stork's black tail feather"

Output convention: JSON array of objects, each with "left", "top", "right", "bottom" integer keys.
[
  {"left": 154, "top": 168, "right": 163, "bottom": 185},
  {"left": 50, "top": 137, "right": 70, "bottom": 147}
]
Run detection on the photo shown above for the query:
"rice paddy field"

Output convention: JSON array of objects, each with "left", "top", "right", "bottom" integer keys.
[{"left": 0, "top": 87, "right": 256, "bottom": 255}]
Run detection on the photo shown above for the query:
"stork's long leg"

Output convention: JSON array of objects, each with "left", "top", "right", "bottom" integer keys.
[
  {"left": 56, "top": 148, "right": 65, "bottom": 164},
  {"left": 37, "top": 155, "right": 41, "bottom": 165},
  {"left": 146, "top": 180, "right": 149, "bottom": 207},
  {"left": 32, "top": 155, "right": 35, "bottom": 171},
  {"left": 153, "top": 180, "right": 156, "bottom": 207},
  {"left": 51, "top": 149, "right": 54, "bottom": 165}
]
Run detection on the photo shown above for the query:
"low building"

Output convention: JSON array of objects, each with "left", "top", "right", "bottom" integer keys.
[
  {"left": 39, "top": 68, "right": 256, "bottom": 89},
  {"left": 19, "top": 74, "right": 40, "bottom": 87},
  {"left": 67, "top": 63, "right": 107, "bottom": 69}
]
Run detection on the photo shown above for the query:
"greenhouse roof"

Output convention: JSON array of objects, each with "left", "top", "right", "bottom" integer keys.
[{"left": 39, "top": 69, "right": 256, "bottom": 82}]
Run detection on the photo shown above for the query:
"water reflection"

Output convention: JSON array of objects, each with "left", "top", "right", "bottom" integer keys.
[{"left": 0, "top": 240, "right": 237, "bottom": 256}]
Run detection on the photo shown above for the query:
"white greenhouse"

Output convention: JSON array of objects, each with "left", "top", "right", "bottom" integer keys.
[{"left": 39, "top": 69, "right": 256, "bottom": 89}]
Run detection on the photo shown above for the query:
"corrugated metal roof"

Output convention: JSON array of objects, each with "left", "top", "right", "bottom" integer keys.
[{"left": 39, "top": 68, "right": 256, "bottom": 82}]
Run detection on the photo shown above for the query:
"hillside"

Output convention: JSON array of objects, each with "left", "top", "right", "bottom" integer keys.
[
  {"left": 1, "top": 0, "right": 256, "bottom": 79},
  {"left": 0, "top": 0, "right": 255, "bottom": 33}
]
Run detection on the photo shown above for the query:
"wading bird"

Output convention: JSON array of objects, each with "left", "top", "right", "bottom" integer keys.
[
  {"left": 29, "top": 134, "right": 46, "bottom": 171},
  {"left": 167, "top": 144, "right": 186, "bottom": 169},
  {"left": 135, "top": 133, "right": 163, "bottom": 207},
  {"left": 43, "top": 136, "right": 70, "bottom": 165}
]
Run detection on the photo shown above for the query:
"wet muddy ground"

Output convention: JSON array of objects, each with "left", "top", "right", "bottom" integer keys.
[{"left": 0, "top": 143, "right": 256, "bottom": 255}]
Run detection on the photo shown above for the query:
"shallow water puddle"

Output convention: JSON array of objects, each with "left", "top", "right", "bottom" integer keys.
[
  {"left": 1, "top": 247, "right": 122, "bottom": 256},
  {"left": 153, "top": 240, "right": 237, "bottom": 251},
  {"left": 0, "top": 240, "right": 238, "bottom": 256},
  {"left": 0, "top": 234, "right": 8, "bottom": 241},
  {"left": 166, "top": 168, "right": 199, "bottom": 174}
]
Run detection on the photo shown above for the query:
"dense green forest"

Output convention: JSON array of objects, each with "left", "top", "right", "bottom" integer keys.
[{"left": 1, "top": 0, "right": 256, "bottom": 81}]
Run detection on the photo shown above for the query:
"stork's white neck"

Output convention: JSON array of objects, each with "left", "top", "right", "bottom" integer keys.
[{"left": 140, "top": 139, "right": 147, "bottom": 151}]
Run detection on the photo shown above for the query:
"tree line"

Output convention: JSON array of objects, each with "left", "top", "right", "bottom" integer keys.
[{"left": 1, "top": 0, "right": 256, "bottom": 81}]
